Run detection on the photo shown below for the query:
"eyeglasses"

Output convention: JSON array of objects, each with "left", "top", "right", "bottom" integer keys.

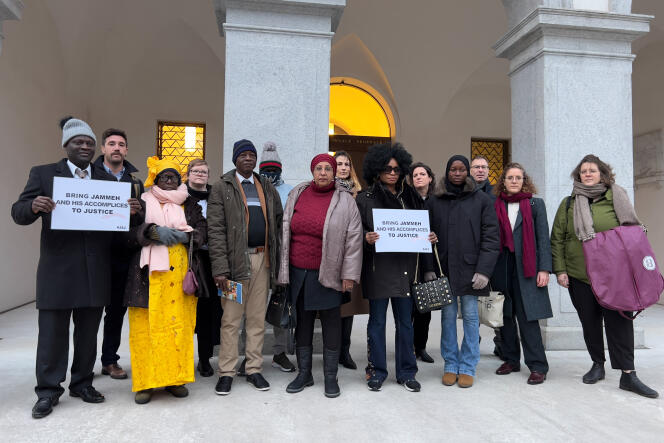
[
  {"left": 157, "top": 174, "right": 179, "bottom": 183},
  {"left": 382, "top": 166, "right": 402, "bottom": 175},
  {"left": 471, "top": 165, "right": 488, "bottom": 170},
  {"left": 190, "top": 169, "right": 208, "bottom": 175}
]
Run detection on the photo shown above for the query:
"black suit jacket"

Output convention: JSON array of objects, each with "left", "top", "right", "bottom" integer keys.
[{"left": 11, "top": 158, "right": 117, "bottom": 309}]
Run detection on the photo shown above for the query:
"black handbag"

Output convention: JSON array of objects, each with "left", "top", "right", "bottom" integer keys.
[
  {"left": 265, "top": 286, "right": 296, "bottom": 355},
  {"left": 411, "top": 245, "right": 454, "bottom": 313}
]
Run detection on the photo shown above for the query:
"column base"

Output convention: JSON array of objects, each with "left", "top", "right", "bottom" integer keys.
[{"left": 542, "top": 326, "right": 645, "bottom": 350}]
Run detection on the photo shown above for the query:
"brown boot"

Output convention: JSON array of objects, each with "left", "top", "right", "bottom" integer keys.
[
  {"left": 442, "top": 372, "right": 457, "bottom": 386},
  {"left": 458, "top": 374, "right": 474, "bottom": 388},
  {"left": 102, "top": 363, "right": 128, "bottom": 380}
]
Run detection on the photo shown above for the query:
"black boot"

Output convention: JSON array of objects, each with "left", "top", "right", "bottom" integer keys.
[
  {"left": 324, "top": 348, "right": 340, "bottom": 398},
  {"left": 619, "top": 371, "right": 659, "bottom": 398},
  {"left": 582, "top": 362, "right": 605, "bottom": 384},
  {"left": 339, "top": 317, "right": 357, "bottom": 369},
  {"left": 286, "top": 346, "right": 314, "bottom": 394}
]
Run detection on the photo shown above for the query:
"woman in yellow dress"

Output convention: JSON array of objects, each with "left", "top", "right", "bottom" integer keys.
[{"left": 124, "top": 156, "right": 206, "bottom": 404}]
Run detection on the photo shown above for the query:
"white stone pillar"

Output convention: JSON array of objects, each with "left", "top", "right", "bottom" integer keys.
[
  {"left": 0, "top": 0, "right": 23, "bottom": 55},
  {"left": 214, "top": 0, "right": 345, "bottom": 183},
  {"left": 495, "top": 1, "right": 651, "bottom": 349}
]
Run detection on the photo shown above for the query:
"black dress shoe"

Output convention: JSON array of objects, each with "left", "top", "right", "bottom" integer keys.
[
  {"left": 339, "top": 349, "right": 357, "bottom": 370},
  {"left": 32, "top": 397, "right": 58, "bottom": 419},
  {"left": 197, "top": 359, "right": 214, "bottom": 377},
  {"left": 619, "top": 371, "right": 659, "bottom": 398},
  {"left": 69, "top": 386, "right": 105, "bottom": 403},
  {"left": 582, "top": 362, "right": 605, "bottom": 384},
  {"left": 416, "top": 349, "right": 434, "bottom": 363}
]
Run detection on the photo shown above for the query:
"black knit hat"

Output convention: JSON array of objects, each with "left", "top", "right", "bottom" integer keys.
[{"left": 232, "top": 139, "right": 257, "bottom": 164}]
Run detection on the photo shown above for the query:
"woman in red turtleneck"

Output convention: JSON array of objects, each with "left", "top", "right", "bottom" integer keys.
[{"left": 277, "top": 154, "right": 363, "bottom": 399}]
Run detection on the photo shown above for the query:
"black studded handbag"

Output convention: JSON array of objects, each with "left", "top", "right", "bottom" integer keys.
[{"left": 411, "top": 245, "right": 454, "bottom": 313}]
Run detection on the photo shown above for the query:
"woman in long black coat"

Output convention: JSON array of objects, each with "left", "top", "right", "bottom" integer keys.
[
  {"left": 490, "top": 163, "right": 552, "bottom": 385},
  {"left": 356, "top": 142, "right": 435, "bottom": 393},
  {"left": 425, "top": 155, "right": 499, "bottom": 389}
]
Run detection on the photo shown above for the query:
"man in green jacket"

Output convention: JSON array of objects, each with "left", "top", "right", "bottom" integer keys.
[{"left": 207, "top": 139, "right": 283, "bottom": 396}]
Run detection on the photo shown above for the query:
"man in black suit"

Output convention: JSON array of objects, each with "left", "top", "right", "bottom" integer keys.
[
  {"left": 93, "top": 128, "right": 145, "bottom": 380},
  {"left": 11, "top": 117, "right": 142, "bottom": 419}
]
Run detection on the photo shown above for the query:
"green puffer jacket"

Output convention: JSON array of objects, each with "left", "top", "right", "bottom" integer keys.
[
  {"left": 207, "top": 170, "right": 283, "bottom": 287},
  {"left": 550, "top": 189, "right": 619, "bottom": 284}
]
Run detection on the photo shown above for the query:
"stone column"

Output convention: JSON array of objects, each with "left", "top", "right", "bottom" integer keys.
[
  {"left": 495, "top": 1, "right": 651, "bottom": 349},
  {"left": 0, "top": 0, "right": 23, "bottom": 55},
  {"left": 214, "top": 0, "right": 345, "bottom": 182}
]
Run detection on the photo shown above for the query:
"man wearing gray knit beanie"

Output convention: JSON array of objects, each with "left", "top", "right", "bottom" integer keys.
[{"left": 11, "top": 116, "right": 120, "bottom": 418}]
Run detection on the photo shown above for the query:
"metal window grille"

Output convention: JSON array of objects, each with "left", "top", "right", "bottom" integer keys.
[
  {"left": 156, "top": 121, "right": 206, "bottom": 166},
  {"left": 470, "top": 139, "right": 510, "bottom": 185}
]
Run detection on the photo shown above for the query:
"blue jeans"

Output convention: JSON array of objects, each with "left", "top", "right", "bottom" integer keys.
[
  {"left": 440, "top": 295, "right": 480, "bottom": 376},
  {"left": 366, "top": 298, "right": 418, "bottom": 382}
]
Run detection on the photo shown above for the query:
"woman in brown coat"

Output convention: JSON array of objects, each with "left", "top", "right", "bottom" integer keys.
[
  {"left": 334, "top": 151, "right": 369, "bottom": 370},
  {"left": 277, "top": 154, "right": 363, "bottom": 398}
]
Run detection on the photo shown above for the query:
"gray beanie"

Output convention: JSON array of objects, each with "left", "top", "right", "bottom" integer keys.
[
  {"left": 61, "top": 118, "right": 97, "bottom": 147},
  {"left": 259, "top": 141, "right": 282, "bottom": 171}
]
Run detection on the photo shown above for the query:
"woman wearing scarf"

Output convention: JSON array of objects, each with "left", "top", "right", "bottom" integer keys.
[
  {"left": 124, "top": 156, "right": 207, "bottom": 404},
  {"left": 186, "top": 159, "right": 222, "bottom": 378},
  {"left": 277, "top": 154, "right": 363, "bottom": 398},
  {"left": 334, "top": 151, "right": 369, "bottom": 370},
  {"left": 490, "top": 163, "right": 552, "bottom": 385},
  {"left": 425, "top": 154, "right": 499, "bottom": 388},
  {"left": 551, "top": 154, "right": 658, "bottom": 398}
]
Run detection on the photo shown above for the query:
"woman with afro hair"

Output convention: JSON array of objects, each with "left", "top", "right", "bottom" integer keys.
[{"left": 356, "top": 142, "right": 437, "bottom": 393}]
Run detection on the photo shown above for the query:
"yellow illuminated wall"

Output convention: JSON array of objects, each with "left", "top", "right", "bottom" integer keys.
[{"left": 329, "top": 84, "right": 390, "bottom": 137}]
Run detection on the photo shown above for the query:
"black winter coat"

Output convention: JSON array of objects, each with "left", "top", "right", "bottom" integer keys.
[
  {"left": 123, "top": 196, "right": 207, "bottom": 308},
  {"left": 93, "top": 156, "right": 146, "bottom": 272},
  {"left": 11, "top": 159, "right": 117, "bottom": 309},
  {"left": 356, "top": 180, "right": 423, "bottom": 300},
  {"left": 425, "top": 177, "right": 500, "bottom": 297}
]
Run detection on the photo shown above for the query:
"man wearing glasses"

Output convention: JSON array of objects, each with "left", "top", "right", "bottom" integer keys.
[{"left": 469, "top": 155, "right": 505, "bottom": 361}]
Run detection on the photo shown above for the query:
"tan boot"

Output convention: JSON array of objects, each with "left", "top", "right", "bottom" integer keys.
[
  {"left": 442, "top": 372, "right": 457, "bottom": 386},
  {"left": 458, "top": 374, "right": 474, "bottom": 388}
]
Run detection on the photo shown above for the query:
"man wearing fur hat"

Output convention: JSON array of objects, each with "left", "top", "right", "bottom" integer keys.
[
  {"left": 208, "top": 139, "right": 283, "bottom": 395},
  {"left": 11, "top": 117, "right": 138, "bottom": 418}
]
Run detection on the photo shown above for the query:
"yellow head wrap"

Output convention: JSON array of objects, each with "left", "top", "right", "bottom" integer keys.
[{"left": 144, "top": 156, "right": 185, "bottom": 188}]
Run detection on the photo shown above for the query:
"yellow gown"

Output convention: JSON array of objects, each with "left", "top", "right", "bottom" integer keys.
[{"left": 129, "top": 243, "right": 197, "bottom": 392}]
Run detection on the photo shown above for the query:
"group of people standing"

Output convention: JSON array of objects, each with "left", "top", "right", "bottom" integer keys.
[{"left": 13, "top": 117, "right": 658, "bottom": 419}]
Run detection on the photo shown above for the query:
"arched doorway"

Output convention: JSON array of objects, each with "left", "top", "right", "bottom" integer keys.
[{"left": 329, "top": 78, "right": 393, "bottom": 187}]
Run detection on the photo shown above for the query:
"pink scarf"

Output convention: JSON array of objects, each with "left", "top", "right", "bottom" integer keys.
[
  {"left": 140, "top": 183, "right": 193, "bottom": 273},
  {"left": 495, "top": 192, "right": 536, "bottom": 278}
]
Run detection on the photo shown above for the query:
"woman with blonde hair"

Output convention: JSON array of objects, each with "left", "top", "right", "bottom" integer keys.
[{"left": 334, "top": 151, "right": 368, "bottom": 369}]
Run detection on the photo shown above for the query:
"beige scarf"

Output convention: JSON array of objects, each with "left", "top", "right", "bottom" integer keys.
[
  {"left": 572, "top": 181, "right": 641, "bottom": 242},
  {"left": 140, "top": 183, "right": 193, "bottom": 273}
]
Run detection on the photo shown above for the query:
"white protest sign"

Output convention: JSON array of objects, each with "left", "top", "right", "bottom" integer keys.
[
  {"left": 51, "top": 177, "right": 131, "bottom": 231},
  {"left": 372, "top": 208, "right": 432, "bottom": 253}
]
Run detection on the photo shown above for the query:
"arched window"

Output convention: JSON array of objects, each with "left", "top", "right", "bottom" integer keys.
[{"left": 329, "top": 80, "right": 391, "bottom": 137}]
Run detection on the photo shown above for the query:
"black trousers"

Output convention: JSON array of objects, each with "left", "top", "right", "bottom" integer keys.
[
  {"left": 295, "top": 289, "right": 341, "bottom": 351},
  {"left": 412, "top": 309, "right": 431, "bottom": 351},
  {"left": 36, "top": 307, "right": 103, "bottom": 399},
  {"left": 195, "top": 250, "right": 223, "bottom": 360},
  {"left": 500, "top": 253, "right": 548, "bottom": 373},
  {"left": 568, "top": 277, "right": 634, "bottom": 370},
  {"left": 100, "top": 267, "right": 128, "bottom": 366}
]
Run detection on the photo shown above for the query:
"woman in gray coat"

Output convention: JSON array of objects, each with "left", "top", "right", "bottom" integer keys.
[{"left": 490, "top": 163, "right": 553, "bottom": 385}]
